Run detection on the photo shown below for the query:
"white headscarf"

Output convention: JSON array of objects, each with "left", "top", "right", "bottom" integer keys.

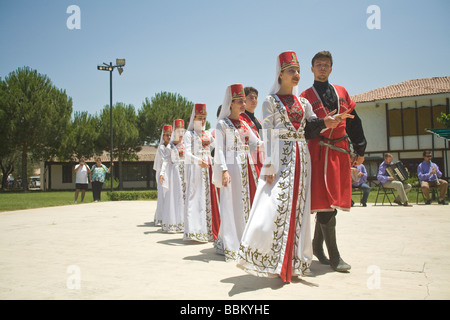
[
  {"left": 217, "top": 84, "right": 246, "bottom": 122},
  {"left": 269, "top": 51, "right": 299, "bottom": 96},
  {"left": 170, "top": 119, "right": 185, "bottom": 144},
  {"left": 187, "top": 104, "right": 207, "bottom": 132},
  {"left": 217, "top": 85, "right": 233, "bottom": 121},
  {"left": 153, "top": 125, "right": 172, "bottom": 171}
]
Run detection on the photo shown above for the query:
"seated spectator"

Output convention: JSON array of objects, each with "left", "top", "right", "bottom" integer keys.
[
  {"left": 377, "top": 153, "right": 412, "bottom": 207},
  {"left": 351, "top": 163, "right": 371, "bottom": 207},
  {"left": 417, "top": 150, "right": 448, "bottom": 205}
]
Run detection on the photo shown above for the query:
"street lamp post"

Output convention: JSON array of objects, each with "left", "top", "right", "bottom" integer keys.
[{"left": 97, "top": 59, "right": 126, "bottom": 192}]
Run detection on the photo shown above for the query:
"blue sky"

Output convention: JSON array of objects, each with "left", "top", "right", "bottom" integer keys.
[{"left": 1, "top": 0, "right": 449, "bottom": 130}]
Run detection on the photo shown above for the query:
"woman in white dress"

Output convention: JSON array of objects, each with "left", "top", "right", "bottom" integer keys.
[
  {"left": 213, "top": 84, "right": 262, "bottom": 262},
  {"left": 183, "top": 104, "right": 220, "bottom": 242},
  {"left": 236, "top": 51, "right": 343, "bottom": 282},
  {"left": 159, "top": 119, "right": 186, "bottom": 233},
  {"left": 153, "top": 125, "right": 172, "bottom": 226}
]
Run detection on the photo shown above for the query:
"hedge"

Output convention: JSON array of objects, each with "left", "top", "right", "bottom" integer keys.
[{"left": 107, "top": 190, "right": 158, "bottom": 201}]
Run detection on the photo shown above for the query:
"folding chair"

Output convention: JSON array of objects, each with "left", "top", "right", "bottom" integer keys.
[
  {"left": 416, "top": 183, "right": 438, "bottom": 204},
  {"left": 373, "top": 181, "right": 396, "bottom": 206},
  {"left": 352, "top": 186, "right": 363, "bottom": 205}
]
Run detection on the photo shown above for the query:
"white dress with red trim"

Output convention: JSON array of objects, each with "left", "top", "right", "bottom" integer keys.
[
  {"left": 212, "top": 117, "right": 260, "bottom": 262},
  {"left": 153, "top": 143, "right": 167, "bottom": 226},
  {"left": 237, "top": 94, "right": 314, "bottom": 282},
  {"left": 159, "top": 141, "right": 185, "bottom": 233},
  {"left": 183, "top": 129, "right": 220, "bottom": 242}
]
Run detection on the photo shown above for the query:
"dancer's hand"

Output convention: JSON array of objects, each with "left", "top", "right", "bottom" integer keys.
[
  {"left": 222, "top": 170, "right": 231, "bottom": 187},
  {"left": 159, "top": 175, "right": 165, "bottom": 184},
  {"left": 334, "top": 108, "right": 354, "bottom": 122},
  {"left": 351, "top": 155, "right": 364, "bottom": 166},
  {"left": 198, "top": 159, "right": 210, "bottom": 168}
]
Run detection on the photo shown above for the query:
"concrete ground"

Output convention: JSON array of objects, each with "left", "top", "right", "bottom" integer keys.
[{"left": 0, "top": 200, "right": 449, "bottom": 300}]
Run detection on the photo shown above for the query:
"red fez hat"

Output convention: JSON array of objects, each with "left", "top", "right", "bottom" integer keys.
[
  {"left": 194, "top": 103, "right": 207, "bottom": 115},
  {"left": 230, "top": 84, "right": 245, "bottom": 100},
  {"left": 163, "top": 125, "right": 172, "bottom": 133},
  {"left": 279, "top": 51, "right": 300, "bottom": 71},
  {"left": 174, "top": 119, "right": 184, "bottom": 129}
]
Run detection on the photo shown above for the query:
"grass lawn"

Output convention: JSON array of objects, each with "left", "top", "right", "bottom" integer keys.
[
  {"left": 0, "top": 191, "right": 110, "bottom": 212},
  {"left": 0, "top": 186, "right": 441, "bottom": 212},
  {"left": 352, "top": 186, "right": 423, "bottom": 205}
]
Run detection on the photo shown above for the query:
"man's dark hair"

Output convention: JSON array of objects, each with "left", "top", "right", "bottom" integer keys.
[
  {"left": 423, "top": 150, "right": 432, "bottom": 156},
  {"left": 312, "top": 51, "right": 333, "bottom": 67},
  {"left": 384, "top": 153, "right": 392, "bottom": 159},
  {"left": 244, "top": 86, "right": 258, "bottom": 97}
]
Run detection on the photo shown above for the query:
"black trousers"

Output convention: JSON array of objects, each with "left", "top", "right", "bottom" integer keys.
[
  {"left": 92, "top": 181, "right": 103, "bottom": 201},
  {"left": 317, "top": 209, "right": 337, "bottom": 224}
]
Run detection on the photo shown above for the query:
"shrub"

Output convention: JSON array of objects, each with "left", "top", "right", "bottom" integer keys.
[{"left": 107, "top": 190, "right": 158, "bottom": 201}]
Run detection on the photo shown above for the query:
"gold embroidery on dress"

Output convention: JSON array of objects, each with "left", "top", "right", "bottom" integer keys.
[{"left": 238, "top": 96, "right": 310, "bottom": 275}]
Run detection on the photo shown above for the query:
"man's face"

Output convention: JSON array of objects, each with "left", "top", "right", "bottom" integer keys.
[
  {"left": 245, "top": 92, "right": 258, "bottom": 112},
  {"left": 311, "top": 57, "right": 332, "bottom": 82},
  {"left": 385, "top": 156, "right": 393, "bottom": 164},
  {"left": 424, "top": 154, "right": 432, "bottom": 162}
]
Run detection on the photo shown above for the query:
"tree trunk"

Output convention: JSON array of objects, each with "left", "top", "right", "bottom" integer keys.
[
  {"left": 0, "top": 163, "right": 14, "bottom": 191},
  {"left": 22, "top": 143, "right": 28, "bottom": 191},
  {"left": 118, "top": 148, "right": 123, "bottom": 190}
]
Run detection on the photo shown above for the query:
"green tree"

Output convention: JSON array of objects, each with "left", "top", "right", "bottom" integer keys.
[
  {"left": 60, "top": 111, "right": 101, "bottom": 161},
  {"left": 437, "top": 113, "right": 450, "bottom": 128},
  {"left": 0, "top": 78, "right": 17, "bottom": 189},
  {"left": 1, "top": 67, "right": 72, "bottom": 190},
  {"left": 138, "top": 91, "right": 210, "bottom": 145},
  {"left": 98, "top": 102, "right": 141, "bottom": 190}
]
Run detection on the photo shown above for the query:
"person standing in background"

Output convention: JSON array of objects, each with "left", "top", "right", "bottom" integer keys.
[
  {"left": 89, "top": 156, "right": 112, "bottom": 202},
  {"left": 74, "top": 156, "right": 90, "bottom": 203}
]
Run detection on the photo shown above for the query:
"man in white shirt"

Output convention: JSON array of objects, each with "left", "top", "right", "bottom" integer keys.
[{"left": 74, "top": 156, "right": 90, "bottom": 203}]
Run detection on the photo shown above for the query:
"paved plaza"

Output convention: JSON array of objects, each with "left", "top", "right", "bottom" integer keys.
[{"left": 0, "top": 200, "right": 449, "bottom": 300}]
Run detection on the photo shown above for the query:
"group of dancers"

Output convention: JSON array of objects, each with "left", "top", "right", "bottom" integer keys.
[{"left": 152, "top": 50, "right": 367, "bottom": 283}]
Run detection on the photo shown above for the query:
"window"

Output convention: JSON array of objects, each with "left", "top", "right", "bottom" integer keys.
[
  {"left": 62, "top": 164, "right": 72, "bottom": 183},
  {"left": 388, "top": 109, "right": 402, "bottom": 136},
  {"left": 122, "top": 164, "right": 148, "bottom": 181},
  {"left": 402, "top": 108, "right": 417, "bottom": 136},
  {"left": 417, "top": 106, "right": 432, "bottom": 134}
]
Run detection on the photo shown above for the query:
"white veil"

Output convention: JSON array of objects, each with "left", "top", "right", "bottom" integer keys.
[
  {"left": 170, "top": 120, "right": 185, "bottom": 144},
  {"left": 217, "top": 85, "right": 233, "bottom": 121},
  {"left": 187, "top": 104, "right": 207, "bottom": 132},
  {"left": 153, "top": 125, "right": 171, "bottom": 172}
]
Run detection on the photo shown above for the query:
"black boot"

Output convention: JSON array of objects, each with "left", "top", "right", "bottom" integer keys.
[
  {"left": 319, "top": 214, "right": 351, "bottom": 272},
  {"left": 312, "top": 219, "right": 330, "bottom": 265}
]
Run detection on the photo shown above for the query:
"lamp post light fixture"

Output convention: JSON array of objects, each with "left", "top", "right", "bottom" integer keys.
[{"left": 97, "top": 58, "right": 126, "bottom": 192}]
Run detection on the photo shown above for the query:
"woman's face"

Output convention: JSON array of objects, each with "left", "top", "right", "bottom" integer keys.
[
  {"left": 163, "top": 133, "right": 171, "bottom": 144},
  {"left": 279, "top": 66, "right": 300, "bottom": 87},
  {"left": 174, "top": 128, "right": 185, "bottom": 142},
  {"left": 230, "top": 98, "right": 246, "bottom": 115},
  {"left": 96, "top": 159, "right": 101, "bottom": 165},
  {"left": 194, "top": 115, "right": 207, "bottom": 128}
]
